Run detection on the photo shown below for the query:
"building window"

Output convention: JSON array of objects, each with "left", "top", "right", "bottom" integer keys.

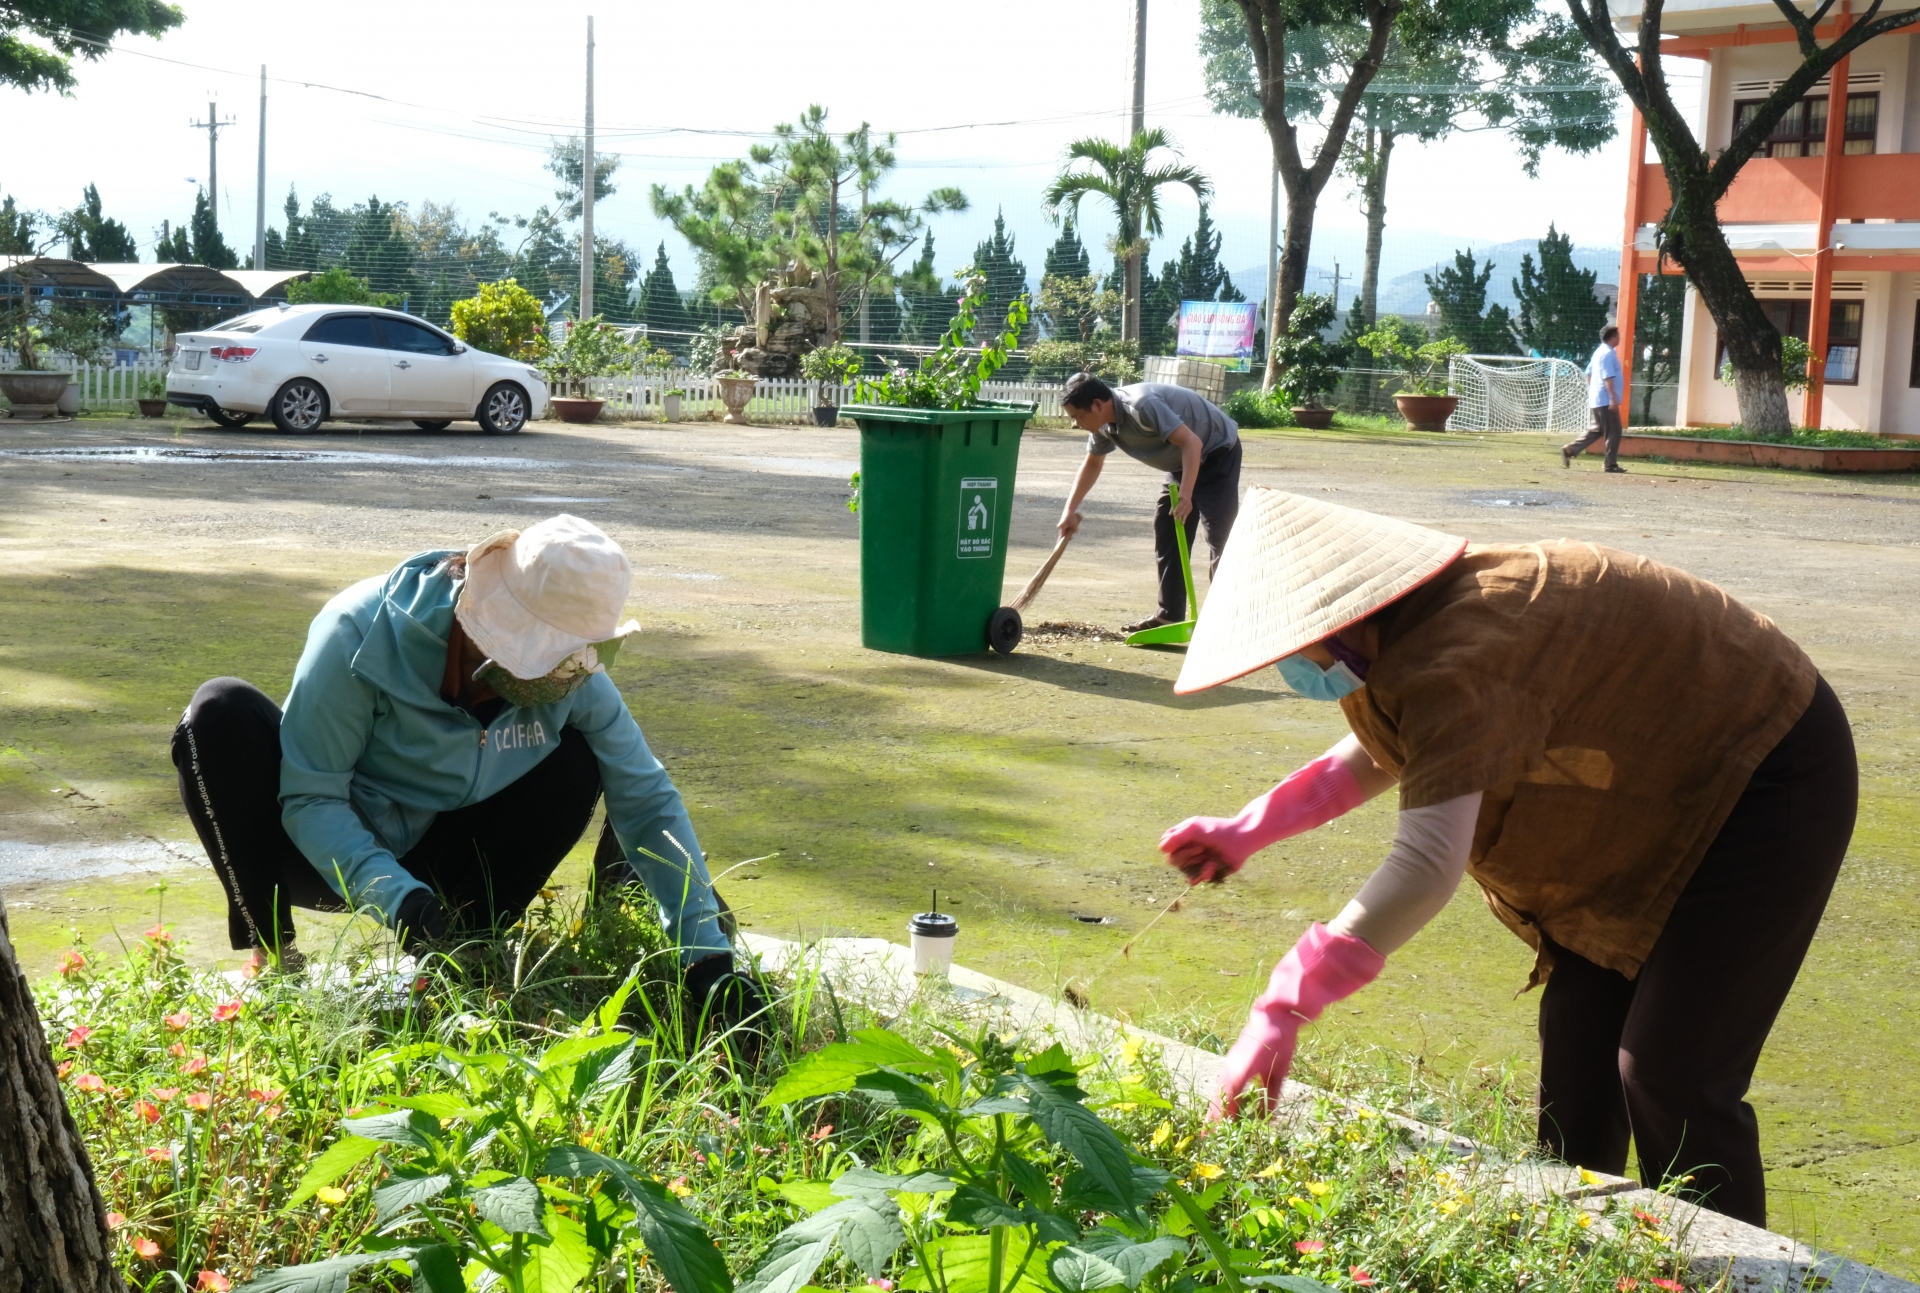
[
  {"left": 1716, "top": 299, "right": 1861, "bottom": 384},
  {"left": 1733, "top": 92, "right": 1878, "bottom": 156}
]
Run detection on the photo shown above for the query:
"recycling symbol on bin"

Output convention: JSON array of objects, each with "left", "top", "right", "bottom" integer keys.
[{"left": 957, "top": 477, "right": 997, "bottom": 558}]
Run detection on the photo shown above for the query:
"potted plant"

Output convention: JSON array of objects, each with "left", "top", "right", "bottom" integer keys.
[
  {"left": 662, "top": 387, "right": 686, "bottom": 422},
  {"left": 1274, "top": 292, "right": 1341, "bottom": 430},
  {"left": 800, "top": 343, "right": 862, "bottom": 427},
  {"left": 0, "top": 319, "right": 74, "bottom": 420},
  {"left": 713, "top": 369, "right": 757, "bottom": 424},
  {"left": 537, "top": 315, "right": 634, "bottom": 423},
  {"left": 1359, "top": 321, "right": 1469, "bottom": 431},
  {"left": 136, "top": 370, "right": 169, "bottom": 418}
]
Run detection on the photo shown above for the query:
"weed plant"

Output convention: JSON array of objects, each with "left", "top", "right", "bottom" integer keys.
[{"left": 38, "top": 889, "right": 1691, "bottom": 1293}]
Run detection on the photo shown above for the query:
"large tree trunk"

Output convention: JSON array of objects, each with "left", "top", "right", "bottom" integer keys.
[
  {"left": 0, "top": 899, "right": 125, "bottom": 1293},
  {"left": 1662, "top": 179, "right": 1790, "bottom": 433},
  {"left": 1357, "top": 129, "right": 1396, "bottom": 327},
  {"left": 1268, "top": 188, "right": 1319, "bottom": 387}
]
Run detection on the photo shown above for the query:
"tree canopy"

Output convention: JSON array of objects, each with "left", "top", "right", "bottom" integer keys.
[
  {"left": 1424, "top": 249, "right": 1517, "bottom": 355},
  {"left": 2, "top": 0, "right": 182, "bottom": 94},
  {"left": 1512, "top": 224, "right": 1608, "bottom": 360}
]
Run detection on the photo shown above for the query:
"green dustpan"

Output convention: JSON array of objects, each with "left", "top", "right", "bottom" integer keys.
[{"left": 1126, "top": 483, "right": 1198, "bottom": 647}]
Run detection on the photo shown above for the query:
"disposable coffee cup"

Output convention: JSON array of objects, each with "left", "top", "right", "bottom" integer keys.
[{"left": 908, "top": 911, "right": 958, "bottom": 976}]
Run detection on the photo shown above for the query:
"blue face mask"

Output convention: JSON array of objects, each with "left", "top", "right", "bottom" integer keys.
[{"left": 1277, "top": 652, "right": 1366, "bottom": 702}]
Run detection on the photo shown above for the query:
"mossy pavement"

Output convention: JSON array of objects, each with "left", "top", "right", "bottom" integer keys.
[{"left": 2, "top": 412, "right": 1917, "bottom": 1273}]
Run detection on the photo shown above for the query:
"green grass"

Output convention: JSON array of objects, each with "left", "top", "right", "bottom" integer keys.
[
  {"left": 34, "top": 893, "right": 1688, "bottom": 1293},
  {"left": 1637, "top": 426, "right": 1903, "bottom": 450}
]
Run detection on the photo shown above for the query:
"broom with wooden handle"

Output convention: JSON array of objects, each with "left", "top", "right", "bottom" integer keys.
[{"left": 1009, "top": 532, "right": 1073, "bottom": 614}]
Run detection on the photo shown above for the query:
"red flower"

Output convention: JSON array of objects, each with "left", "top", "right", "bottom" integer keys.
[
  {"left": 1634, "top": 1209, "right": 1662, "bottom": 1228},
  {"left": 810, "top": 1124, "right": 834, "bottom": 1142},
  {"left": 247, "top": 1087, "right": 284, "bottom": 1103},
  {"left": 185, "top": 1092, "right": 213, "bottom": 1112},
  {"left": 1295, "top": 1240, "right": 1326, "bottom": 1254},
  {"left": 181, "top": 1056, "right": 209, "bottom": 1075},
  {"left": 75, "top": 1073, "right": 106, "bottom": 1093},
  {"left": 57, "top": 1060, "right": 74, "bottom": 1079},
  {"left": 143, "top": 924, "right": 173, "bottom": 943},
  {"left": 65, "top": 1025, "right": 94, "bottom": 1048},
  {"left": 1619, "top": 1280, "right": 1640, "bottom": 1291},
  {"left": 212, "top": 1002, "right": 242, "bottom": 1023},
  {"left": 60, "top": 950, "right": 87, "bottom": 977},
  {"left": 134, "top": 1100, "right": 162, "bottom": 1125},
  {"left": 163, "top": 1011, "right": 192, "bottom": 1030},
  {"left": 151, "top": 1087, "right": 180, "bottom": 1102},
  {"left": 1652, "top": 1281, "right": 1684, "bottom": 1291},
  {"left": 1350, "top": 1268, "right": 1376, "bottom": 1286},
  {"left": 146, "top": 1146, "right": 173, "bottom": 1163},
  {"left": 167, "top": 1043, "right": 188, "bottom": 1058},
  {"left": 197, "top": 1273, "right": 232, "bottom": 1292},
  {"left": 105, "top": 1212, "right": 125, "bottom": 1229},
  {"left": 131, "top": 1237, "right": 162, "bottom": 1259},
  {"left": 413, "top": 976, "right": 430, "bottom": 993}
]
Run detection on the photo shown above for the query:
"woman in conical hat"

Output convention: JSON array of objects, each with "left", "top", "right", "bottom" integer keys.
[{"left": 1161, "top": 487, "right": 1855, "bottom": 1229}]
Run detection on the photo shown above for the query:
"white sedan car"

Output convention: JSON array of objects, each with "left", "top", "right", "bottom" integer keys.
[{"left": 166, "top": 303, "right": 548, "bottom": 434}]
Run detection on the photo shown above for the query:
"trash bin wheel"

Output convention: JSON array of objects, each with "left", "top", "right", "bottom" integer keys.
[{"left": 988, "top": 606, "right": 1023, "bottom": 655}]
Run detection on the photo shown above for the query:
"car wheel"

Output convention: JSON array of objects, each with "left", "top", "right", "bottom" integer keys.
[
  {"left": 413, "top": 419, "right": 454, "bottom": 432},
  {"left": 477, "top": 382, "right": 528, "bottom": 435},
  {"left": 271, "top": 379, "right": 329, "bottom": 434},
  {"left": 208, "top": 406, "right": 255, "bottom": 428}
]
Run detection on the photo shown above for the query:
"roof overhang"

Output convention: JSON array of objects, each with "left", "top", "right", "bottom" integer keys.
[
  {"left": 1611, "top": 0, "right": 1823, "bottom": 37},
  {"left": 0, "top": 258, "right": 312, "bottom": 301}
]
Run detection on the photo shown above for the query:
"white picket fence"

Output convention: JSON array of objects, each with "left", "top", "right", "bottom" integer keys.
[{"left": 578, "top": 369, "right": 1064, "bottom": 422}]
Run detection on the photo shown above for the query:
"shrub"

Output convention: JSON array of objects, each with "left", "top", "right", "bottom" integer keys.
[
  {"left": 286, "top": 266, "right": 396, "bottom": 308},
  {"left": 448, "top": 278, "right": 547, "bottom": 361},
  {"left": 1027, "top": 338, "right": 1141, "bottom": 385},
  {"left": 1357, "top": 323, "right": 1468, "bottom": 398},
  {"left": 1223, "top": 388, "right": 1295, "bottom": 429},
  {"left": 1273, "top": 293, "right": 1341, "bottom": 410}
]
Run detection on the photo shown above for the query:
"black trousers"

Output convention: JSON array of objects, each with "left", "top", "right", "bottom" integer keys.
[
  {"left": 1153, "top": 441, "right": 1242, "bottom": 620},
  {"left": 1536, "top": 676, "right": 1856, "bottom": 1227},
  {"left": 171, "top": 677, "right": 622, "bottom": 950},
  {"left": 1563, "top": 404, "right": 1623, "bottom": 469}
]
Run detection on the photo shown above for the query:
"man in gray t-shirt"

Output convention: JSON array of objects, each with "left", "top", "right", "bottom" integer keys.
[{"left": 1058, "top": 373, "right": 1244, "bottom": 631}]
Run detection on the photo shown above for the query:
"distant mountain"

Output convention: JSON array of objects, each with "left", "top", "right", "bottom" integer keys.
[{"left": 1230, "top": 238, "right": 1618, "bottom": 319}]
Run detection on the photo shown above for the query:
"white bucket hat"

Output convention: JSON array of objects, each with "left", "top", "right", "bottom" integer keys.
[
  {"left": 454, "top": 514, "right": 641, "bottom": 679},
  {"left": 1174, "top": 488, "right": 1467, "bottom": 695}
]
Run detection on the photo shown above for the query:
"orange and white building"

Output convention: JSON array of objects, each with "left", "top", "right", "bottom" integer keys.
[{"left": 1616, "top": 1, "right": 1920, "bottom": 431}]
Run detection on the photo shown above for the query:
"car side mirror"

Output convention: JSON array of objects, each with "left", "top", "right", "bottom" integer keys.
[{"left": 453, "top": 342, "right": 467, "bottom": 354}]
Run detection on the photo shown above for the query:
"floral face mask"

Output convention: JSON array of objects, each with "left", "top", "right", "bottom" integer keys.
[{"left": 474, "top": 635, "right": 627, "bottom": 709}]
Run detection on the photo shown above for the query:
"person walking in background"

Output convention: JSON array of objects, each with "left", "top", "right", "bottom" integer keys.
[
  {"left": 1564, "top": 325, "right": 1626, "bottom": 473},
  {"left": 1057, "top": 372, "right": 1243, "bottom": 633}
]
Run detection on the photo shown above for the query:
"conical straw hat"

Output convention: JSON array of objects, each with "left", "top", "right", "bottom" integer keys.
[{"left": 1175, "top": 488, "right": 1467, "bottom": 695}]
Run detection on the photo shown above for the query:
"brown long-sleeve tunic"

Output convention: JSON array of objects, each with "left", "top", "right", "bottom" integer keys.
[{"left": 1339, "top": 541, "right": 1818, "bottom": 980}]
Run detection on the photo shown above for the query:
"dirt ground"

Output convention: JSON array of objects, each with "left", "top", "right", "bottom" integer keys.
[{"left": 3, "top": 411, "right": 1917, "bottom": 1272}]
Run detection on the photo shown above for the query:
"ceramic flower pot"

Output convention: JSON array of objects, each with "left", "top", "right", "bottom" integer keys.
[
  {"left": 0, "top": 371, "right": 74, "bottom": 419},
  {"left": 715, "top": 375, "right": 756, "bottom": 425},
  {"left": 1291, "top": 406, "right": 1335, "bottom": 430},
  {"left": 137, "top": 399, "right": 169, "bottom": 418},
  {"left": 549, "top": 397, "right": 605, "bottom": 424},
  {"left": 813, "top": 405, "right": 838, "bottom": 427},
  {"left": 1393, "top": 393, "right": 1459, "bottom": 432},
  {"left": 662, "top": 394, "right": 683, "bottom": 422}
]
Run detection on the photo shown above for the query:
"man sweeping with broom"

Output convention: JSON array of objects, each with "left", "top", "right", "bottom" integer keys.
[
  {"left": 1157, "top": 489, "right": 1855, "bottom": 1229},
  {"left": 1055, "top": 373, "right": 1241, "bottom": 633}
]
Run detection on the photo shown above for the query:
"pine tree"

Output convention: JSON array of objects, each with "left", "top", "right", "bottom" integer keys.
[
  {"left": 188, "top": 190, "right": 237, "bottom": 270},
  {"left": 1170, "top": 205, "right": 1241, "bottom": 304},
  {"left": 1513, "top": 224, "right": 1610, "bottom": 361},
  {"left": 1424, "top": 249, "right": 1516, "bottom": 354},
  {"left": 60, "top": 185, "right": 137, "bottom": 261},
  {"left": 0, "top": 192, "right": 40, "bottom": 254},
  {"left": 343, "top": 197, "right": 413, "bottom": 300},
  {"left": 154, "top": 220, "right": 190, "bottom": 264},
  {"left": 1632, "top": 273, "right": 1687, "bottom": 424},
  {"left": 898, "top": 232, "right": 955, "bottom": 344},
  {"left": 634, "top": 242, "right": 696, "bottom": 350},
  {"left": 970, "top": 209, "right": 1030, "bottom": 343},
  {"left": 1042, "top": 220, "right": 1091, "bottom": 282},
  {"left": 1142, "top": 255, "right": 1178, "bottom": 356}
]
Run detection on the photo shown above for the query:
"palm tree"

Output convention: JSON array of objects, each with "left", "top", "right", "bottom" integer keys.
[{"left": 1044, "top": 129, "right": 1211, "bottom": 345}]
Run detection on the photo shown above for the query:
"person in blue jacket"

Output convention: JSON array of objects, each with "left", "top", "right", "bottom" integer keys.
[{"left": 170, "top": 513, "right": 759, "bottom": 1024}]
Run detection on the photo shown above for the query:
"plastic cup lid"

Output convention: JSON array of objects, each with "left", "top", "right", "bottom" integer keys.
[{"left": 908, "top": 912, "right": 958, "bottom": 936}]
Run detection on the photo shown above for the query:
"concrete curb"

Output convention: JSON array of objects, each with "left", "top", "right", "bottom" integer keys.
[{"left": 741, "top": 932, "right": 1915, "bottom": 1293}]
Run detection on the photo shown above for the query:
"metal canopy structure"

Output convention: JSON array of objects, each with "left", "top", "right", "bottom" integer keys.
[{"left": 0, "top": 257, "right": 310, "bottom": 307}]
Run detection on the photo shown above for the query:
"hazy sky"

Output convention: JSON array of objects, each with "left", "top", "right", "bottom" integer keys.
[{"left": 7, "top": 0, "right": 1678, "bottom": 295}]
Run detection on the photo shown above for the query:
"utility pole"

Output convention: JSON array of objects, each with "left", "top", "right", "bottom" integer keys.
[
  {"left": 190, "top": 100, "right": 236, "bottom": 234},
  {"left": 1264, "top": 160, "right": 1279, "bottom": 388},
  {"left": 254, "top": 67, "right": 267, "bottom": 270},
  {"left": 580, "top": 16, "right": 595, "bottom": 321},
  {"left": 1319, "top": 262, "right": 1343, "bottom": 314},
  {"left": 1129, "top": 0, "right": 1147, "bottom": 138}
]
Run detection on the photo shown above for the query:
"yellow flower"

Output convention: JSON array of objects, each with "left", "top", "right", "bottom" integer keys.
[
  {"left": 1190, "top": 1164, "right": 1224, "bottom": 1182},
  {"left": 1355, "top": 1107, "right": 1378, "bottom": 1119},
  {"left": 316, "top": 1187, "right": 347, "bottom": 1206},
  {"left": 1578, "top": 1168, "right": 1603, "bottom": 1186},
  {"left": 1112, "top": 1102, "right": 1138, "bottom": 1113},
  {"left": 1306, "top": 1182, "right": 1329, "bottom": 1198},
  {"left": 1256, "top": 1159, "right": 1287, "bottom": 1179},
  {"left": 1150, "top": 1122, "right": 1173, "bottom": 1149},
  {"left": 1436, "top": 1196, "right": 1465, "bottom": 1216},
  {"left": 1174, "top": 1135, "right": 1194, "bottom": 1154},
  {"left": 1120, "top": 1035, "right": 1144, "bottom": 1067},
  {"left": 1576, "top": 1214, "right": 1593, "bottom": 1229}
]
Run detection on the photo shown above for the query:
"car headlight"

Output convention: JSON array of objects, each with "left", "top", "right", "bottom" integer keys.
[{"left": 525, "top": 368, "right": 543, "bottom": 384}]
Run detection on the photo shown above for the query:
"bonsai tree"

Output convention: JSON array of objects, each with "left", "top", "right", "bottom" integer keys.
[
  {"left": 1358, "top": 320, "right": 1467, "bottom": 397},
  {"left": 1273, "top": 291, "right": 1341, "bottom": 410},
  {"left": 800, "top": 343, "right": 862, "bottom": 407},
  {"left": 449, "top": 278, "right": 547, "bottom": 360},
  {"left": 537, "top": 316, "right": 637, "bottom": 396},
  {"left": 6, "top": 316, "right": 46, "bottom": 370}
]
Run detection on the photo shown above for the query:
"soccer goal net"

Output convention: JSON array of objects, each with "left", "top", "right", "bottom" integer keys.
[{"left": 1447, "top": 355, "right": 1588, "bottom": 433}]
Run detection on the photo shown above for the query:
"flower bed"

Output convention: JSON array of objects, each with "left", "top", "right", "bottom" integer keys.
[
  {"left": 37, "top": 896, "right": 1688, "bottom": 1293},
  {"left": 1602, "top": 431, "right": 1920, "bottom": 473}
]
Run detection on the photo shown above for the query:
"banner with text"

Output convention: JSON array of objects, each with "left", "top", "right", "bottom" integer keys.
[{"left": 1175, "top": 301, "right": 1258, "bottom": 372}]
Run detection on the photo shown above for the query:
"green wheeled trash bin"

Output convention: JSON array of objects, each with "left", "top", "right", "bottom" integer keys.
[{"left": 843, "top": 400, "right": 1036, "bottom": 657}]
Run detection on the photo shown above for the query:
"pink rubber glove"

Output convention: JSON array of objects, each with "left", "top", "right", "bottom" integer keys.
[
  {"left": 1211, "top": 923, "right": 1385, "bottom": 1119},
  {"left": 1159, "top": 754, "right": 1364, "bottom": 885}
]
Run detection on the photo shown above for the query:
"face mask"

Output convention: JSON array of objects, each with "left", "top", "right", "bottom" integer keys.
[
  {"left": 1277, "top": 652, "right": 1365, "bottom": 702},
  {"left": 474, "top": 636, "right": 626, "bottom": 709}
]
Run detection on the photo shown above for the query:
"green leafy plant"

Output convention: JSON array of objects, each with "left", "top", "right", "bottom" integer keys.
[
  {"left": 854, "top": 267, "right": 1029, "bottom": 410},
  {"left": 1719, "top": 333, "right": 1815, "bottom": 395},
  {"left": 137, "top": 370, "right": 168, "bottom": 400},
  {"left": 1273, "top": 294, "right": 1340, "bottom": 410},
  {"left": 449, "top": 279, "right": 548, "bottom": 362},
  {"left": 7, "top": 316, "right": 46, "bottom": 370},
  {"left": 1221, "top": 389, "right": 1294, "bottom": 430},
  {"left": 540, "top": 317, "right": 641, "bottom": 395},
  {"left": 1026, "top": 338, "right": 1140, "bottom": 385},
  {"left": 1357, "top": 323, "right": 1467, "bottom": 399},
  {"left": 801, "top": 343, "right": 863, "bottom": 406},
  {"left": 285, "top": 266, "right": 397, "bottom": 308},
  {"left": 245, "top": 976, "right": 729, "bottom": 1293}
]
